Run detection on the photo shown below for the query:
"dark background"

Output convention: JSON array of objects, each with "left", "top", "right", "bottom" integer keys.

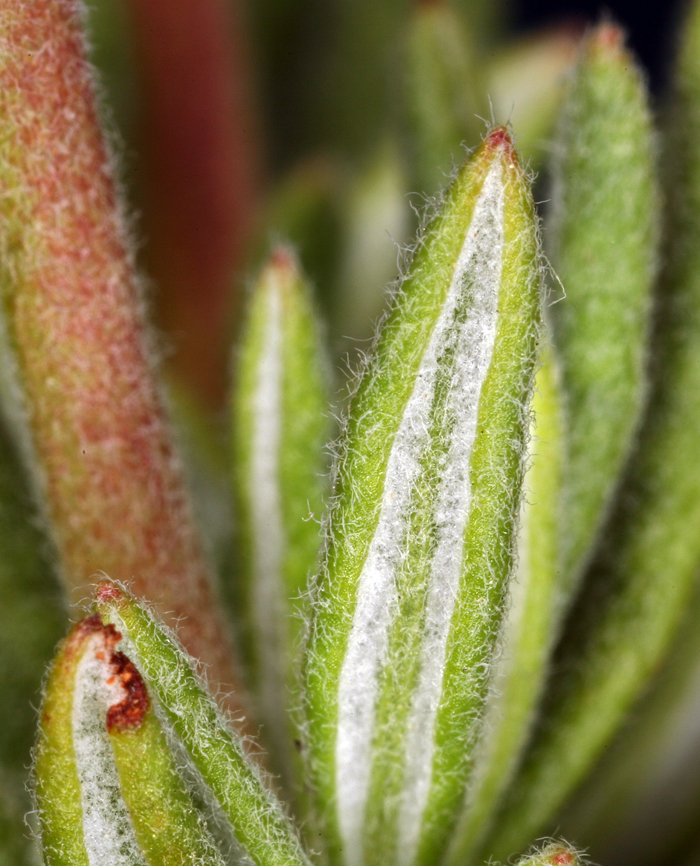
[
  {"left": 515, "top": 0, "right": 686, "bottom": 89},
  {"left": 253, "top": 0, "right": 691, "bottom": 173}
]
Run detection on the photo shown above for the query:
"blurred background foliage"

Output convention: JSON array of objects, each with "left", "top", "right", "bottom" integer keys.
[{"left": 82, "top": 0, "right": 684, "bottom": 397}]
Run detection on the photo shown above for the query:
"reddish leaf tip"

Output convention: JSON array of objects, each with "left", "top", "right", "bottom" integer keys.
[
  {"left": 486, "top": 126, "right": 510, "bottom": 148},
  {"left": 270, "top": 245, "right": 297, "bottom": 273},
  {"left": 96, "top": 580, "right": 124, "bottom": 605},
  {"left": 590, "top": 21, "right": 625, "bottom": 51},
  {"left": 548, "top": 850, "right": 575, "bottom": 866},
  {"left": 484, "top": 126, "right": 519, "bottom": 164}
]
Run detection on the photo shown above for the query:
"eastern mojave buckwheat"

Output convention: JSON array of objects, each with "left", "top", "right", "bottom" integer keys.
[{"left": 0, "top": 1, "right": 699, "bottom": 866}]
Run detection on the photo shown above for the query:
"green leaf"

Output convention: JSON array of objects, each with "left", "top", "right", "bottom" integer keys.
[
  {"left": 549, "top": 22, "right": 658, "bottom": 590},
  {"left": 96, "top": 581, "right": 312, "bottom": 866},
  {"left": 480, "top": 16, "right": 700, "bottom": 860},
  {"left": 447, "top": 347, "right": 565, "bottom": 864},
  {"left": 403, "top": 0, "right": 483, "bottom": 195},
  {"left": 233, "top": 246, "right": 329, "bottom": 786},
  {"left": 110, "top": 702, "right": 226, "bottom": 866},
  {"left": 302, "top": 128, "right": 543, "bottom": 866},
  {"left": 34, "top": 617, "right": 146, "bottom": 866},
  {"left": 35, "top": 614, "right": 226, "bottom": 866}
]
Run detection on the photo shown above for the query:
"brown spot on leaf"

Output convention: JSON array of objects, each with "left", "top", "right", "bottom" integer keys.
[{"left": 105, "top": 649, "right": 149, "bottom": 731}]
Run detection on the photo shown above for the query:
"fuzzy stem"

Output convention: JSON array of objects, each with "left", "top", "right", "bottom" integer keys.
[{"left": 0, "top": 0, "right": 241, "bottom": 701}]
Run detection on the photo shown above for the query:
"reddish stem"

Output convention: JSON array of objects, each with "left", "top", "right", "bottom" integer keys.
[{"left": 0, "top": 0, "right": 246, "bottom": 711}]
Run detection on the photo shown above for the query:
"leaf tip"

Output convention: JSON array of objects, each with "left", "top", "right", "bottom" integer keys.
[
  {"left": 269, "top": 244, "right": 298, "bottom": 273},
  {"left": 485, "top": 125, "right": 514, "bottom": 152},
  {"left": 547, "top": 849, "right": 576, "bottom": 866},
  {"left": 482, "top": 125, "right": 523, "bottom": 171},
  {"left": 96, "top": 579, "right": 127, "bottom": 607},
  {"left": 588, "top": 20, "right": 627, "bottom": 55}
]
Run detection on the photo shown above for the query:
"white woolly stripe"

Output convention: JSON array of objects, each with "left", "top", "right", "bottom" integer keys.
[
  {"left": 395, "top": 163, "right": 505, "bottom": 866},
  {"left": 72, "top": 634, "right": 147, "bottom": 866},
  {"left": 250, "top": 280, "right": 287, "bottom": 741},
  {"left": 335, "top": 161, "right": 505, "bottom": 866}
]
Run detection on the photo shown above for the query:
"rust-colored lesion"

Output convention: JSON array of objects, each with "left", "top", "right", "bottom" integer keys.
[
  {"left": 96, "top": 618, "right": 150, "bottom": 731},
  {"left": 105, "top": 648, "right": 150, "bottom": 731},
  {"left": 43, "top": 613, "right": 150, "bottom": 732},
  {"left": 67, "top": 613, "right": 150, "bottom": 730}
]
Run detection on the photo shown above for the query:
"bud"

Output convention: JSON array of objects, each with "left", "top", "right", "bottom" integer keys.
[{"left": 96, "top": 581, "right": 312, "bottom": 866}]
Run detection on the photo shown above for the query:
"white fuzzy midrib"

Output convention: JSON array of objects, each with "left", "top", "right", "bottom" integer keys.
[
  {"left": 249, "top": 279, "right": 288, "bottom": 758},
  {"left": 334, "top": 160, "right": 506, "bottom": 866},
  {"left": 72, "top": 635, "right": 148, "bottom": 866}
]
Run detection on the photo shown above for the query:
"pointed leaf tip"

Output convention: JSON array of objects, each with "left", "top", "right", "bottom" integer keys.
[
  {"left": 96, "top": 579, "right": 125, "bottom": 606},
  {"left": 484, "top": 126, "right": 517, "bottom": 161},
  {"left": 590, "top": 20, "right": 625, "bottom": 52}
]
